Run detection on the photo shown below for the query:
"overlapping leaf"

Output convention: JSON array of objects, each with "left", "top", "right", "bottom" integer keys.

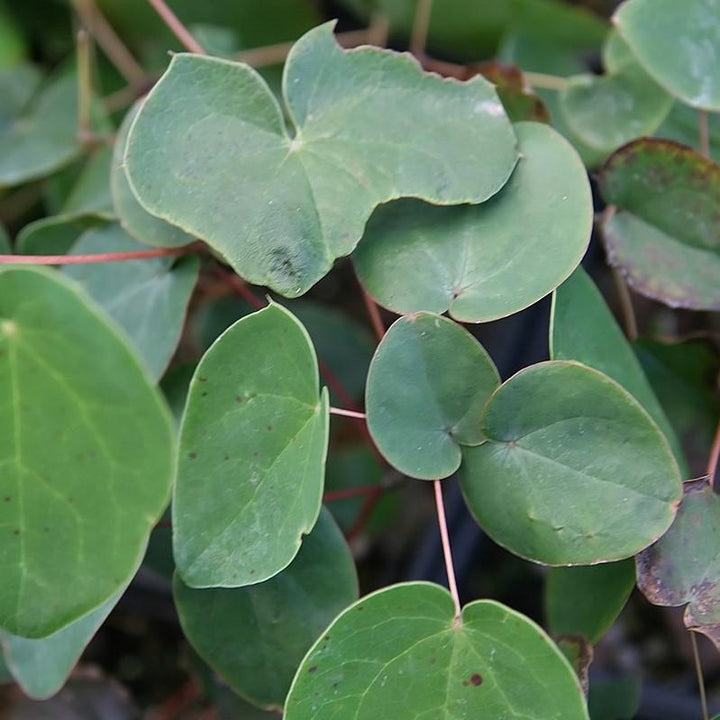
[
  {"left": 546, "top": 560, "right": 635, "bottom": 644},
  {"left": 599, "top": 138, "right": 720, "bottom": 309},
  {"left": 111, "top": 104, "right": 193, "bottom": 249},
  {"left": 174, "top": 509, "right": 357, "bottom": 708},
  {"left": 366, "top": 313, "right": 499, "bottom": 479},
  {"left": 285, "top": 582, "right": 589, "bottom": 720},
  {"left": 354, "top": 122, "right": 591, "bottom": 322},
  {"left": 0, "top": 268, "right": 173, "bottom": 637},
  {"left": 551, "top": 267, "right": 684, "bottom": 468},
  {"left": 126, "top": 22, "right": 518, "bottom": 296},
  {"left": 460, "top": 361, "right": 681, "bottom": 565},
  {"left": 0, "top": 589, "right": 123, "bottom": 700},
  {"left": 636, "top": 479, "right": 720, "bottom": 648},
  {"left": 614, "top": 0, "right": 720, "bottom": 111},
  {"left": 174, "top": 303, "right": 329, "bottom": 588},
  {"left": 64, "top": 224, "right": 199, "bottom": 380}
]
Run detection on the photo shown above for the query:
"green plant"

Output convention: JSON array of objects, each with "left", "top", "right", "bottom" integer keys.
[{"left": 1, "top": 0, "right": 719, "bottom": 717}]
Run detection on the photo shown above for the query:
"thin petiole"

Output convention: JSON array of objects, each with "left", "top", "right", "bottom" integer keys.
[
  {"left": 329, "top": 407, "right": 366, "bottom": 420},
  {"left": 689, "top": 631, "right": 709, "bottom": 720},
  {"left": 434, "top": 479, "right": 461, "bottom": 623},
  {"left": 145, "top": 0, "right": 206, "bottom": 54},
  {"left": 0, "top": 243, "right": 202, "bottom": 265}
]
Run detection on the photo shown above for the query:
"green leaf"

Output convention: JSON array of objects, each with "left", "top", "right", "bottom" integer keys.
[
  {"left": 174, "top": 508, "right": 358, "bottom": 708},
  {"left": 0, "top": 589, "right": 123, "bottom": 700},
  {"left": 637, "top": 478, "right": 720, "bottom": 648},
  {"left": 285, "top": 582, "right": 589, "bottom": 720},
  {"left": 558, "top": 64, "right": 672, "bottom": 154},
  {"left": 546, "top": 560, "right": 635, "bottom": 644},
  {"left": 193, "top": 297, "right": 376, "bottom": 405},
  {"left": 111, "top": 103, "right": 193, "bottom": 249},
  {"left": 16, "top": 214, "right": 107, "bottom": 256},
  {"left": 0, "top": 74, "right": 85, "bottom": 188},
  {"left": 460, "top": 361, "right": 681, "bottom": 565},
  {"left": 366, "top": 313, "right": 499, "bottom": 479},
  {"left": 635, "top": 338, "right": 720, "bottom": 476},
  {"left": 126, "top": 23, "right": 518, "bottom": 297},
  {"left": 599, "top": 138, "right": 720, "bottom": 310},
  {"left": 614, "top": 0, "right": 720, "bottom": 111},
  {"left": 354, "top": 122, "right": 591, "bottom": 323},
  {"left": 64, "top": 224, "right": 199, "bottom": 381},
  {"left": 0, "top": 267, "right": 173, "bottom": 637},
  {"left": 551, "top": 267, "right": 685, "bottom": 470},
  {"left": 175, "top": 302, "right": 329, "bottom": 587}
]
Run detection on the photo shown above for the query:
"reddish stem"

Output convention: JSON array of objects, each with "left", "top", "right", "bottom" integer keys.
[
  {"left": 0, "top": 243, "right": 202, "bottom": 265},
  {"left": 348, "top": 487, "right": 383, "bottom": 542},
  {"left": 145, "top": 0, "right": 206, "bottom": 54},
  {"left": 434, "top": 479, "right": 461, "bottom": 622}
]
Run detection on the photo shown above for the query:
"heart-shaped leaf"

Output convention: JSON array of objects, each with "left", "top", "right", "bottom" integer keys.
[
  {"left": 637, "top": 478, "right": 720, "bottom": 648},
  {"left": 551, "top": 267, "right": 685, "bottom": 469},
  {"left": 599, "top": 138, "right": 720, "bottom": 310},
  {"left": 174, "top": 302, "right": 329, "bottom": 588},
  {"left": 174, "top": 508, "right": 358, "bottom": 708},
  {"left": 354, "top": 122, "right": 591, "bottom": 322},
  {"left": 614, "top": 0, "right": 720, "bottom": 111},
  {"left": 126, "top": 22, "right": 518, "bottom": 297},
  {"left": 545, "top": 560, "right": 635, "bottom": 644},
  {"left": 0, "top": 588, "right": 123, "bottom": 700},
  {"left": 284, "top": 582, "right": 590, "bottom": 720},
  {"left": 111, "top": 103, "right": 193, "bottom": 249},
  {"left": 366, "top": 313, "right": 499, "bottom": 479},
  {"left": 0, "top": 267, "right": 173, "bottom": 637},
  {"left": 460, "top": 361, "right": 681, "bottom": 565},
  {"left": 64, "top": 224, "right": 199, "bottom": 381}
]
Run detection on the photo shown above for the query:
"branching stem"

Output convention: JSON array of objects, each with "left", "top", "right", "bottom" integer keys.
[{"left": 329, "top": 407, "right": 367, "bottom": 420}]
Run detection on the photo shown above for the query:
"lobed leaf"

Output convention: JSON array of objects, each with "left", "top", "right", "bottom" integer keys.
[
  {"left": 366, "top": 313, "right": 500, "bottom": 479},
  {"left": 460, "top": 361, "right": 682, "bottom": 565},
  {"left": 126, "top": 22, "right": 518, "bottom": 296},
  {"left": 285, "top": 582, "right": 590, "bottom": 720},
  {"left": 354, "top": 122, "right": 592, "bottom": 322}
]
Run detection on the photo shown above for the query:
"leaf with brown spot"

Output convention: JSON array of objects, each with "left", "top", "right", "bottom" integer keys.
[
  {"left": 599, "top": 138, "right": 720, "bottom": 310},
  {"left": 472, "top": 62, "right": 550, "bottom": 123},
  {"left": 637, "top": 478, "right": 720, "bottom": 648}
]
